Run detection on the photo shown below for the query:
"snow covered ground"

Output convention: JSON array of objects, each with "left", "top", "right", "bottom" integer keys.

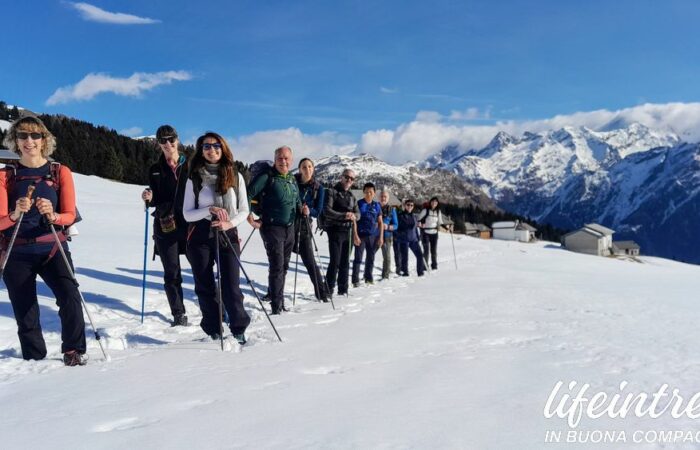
[{"left": 1, "top": 173, "right": 700, "bottom": 449}]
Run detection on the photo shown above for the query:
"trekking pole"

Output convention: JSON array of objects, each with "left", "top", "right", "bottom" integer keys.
[
  {"left": 240, "top": 227, "right": 256, "bottom": 254},
  {"left": 218, "top": 231, "right": 282, "bottom": 342},
  {"left": 140, "top": 193, "right": 150, "bottom": 324},
  {"left": 292, "top": 218, "right": 301, "bottom": 306},
  {"left": 306, "top": 216, "right": 335, "bottom": 310},
  {"left": 0, "top": 183, "right": 36, "bottom": 278},
  {"left": 214, "top": 228, "right": 225, "bottom": 351},
  {"left": 47, "top": 223, "right": 110, "bottom": 361},
  {"left": 450, "top": 229, "right": 458, "bottom": 270}
]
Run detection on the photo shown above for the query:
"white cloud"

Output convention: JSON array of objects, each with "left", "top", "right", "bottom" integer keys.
[
  {"left": 228, "top": 128, "right": 356, "bottom": 165},
  {"left": 46, "top": 71, "right": 192, "bottom": 105},
  {"left": 66, "top": 2, "right": 160, "bottom": 25},
  {"left": 119, "top": 126, "right": 143, "bottom": 137},
  {"left": 356, "top": 102, "right": 700, "bottom": 164},
  {"left": 380, "top": 86, "right": 398, "bottom": 94}
]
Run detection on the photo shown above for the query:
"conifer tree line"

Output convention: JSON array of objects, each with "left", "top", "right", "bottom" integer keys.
[{"left": 1, "top": 101, "right": 564, "bottom": 241}]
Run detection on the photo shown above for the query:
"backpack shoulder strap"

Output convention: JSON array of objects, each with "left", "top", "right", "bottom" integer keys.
[
  {"left": 3, "top": 163, "right": 17, "bottom": 192},
  {"left": 50, "top": 162, "right": 62, "bottom": 191},
  {"left": 192, "top": 176, "right": 203, "bottom": 210}
]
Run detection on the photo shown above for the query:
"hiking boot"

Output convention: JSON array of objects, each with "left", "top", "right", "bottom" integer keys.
[
  {"left": 209, "top": 333, "right": 222, "bottom": 341},
  {"left": 63, "top": 351, "right": 87, "bottom": 367},
  {"left": 171, "top": 314, "right": 188, "bottom": 327},
  {"left": 233, "top": 334, "right": 247, "bottom": 345},
  {"left": 352, "top": 282, "right": 360, "bottom": 288},
  {"left": 261, "top": 293, "right": 271, "bottom": 302},
  {"left": 365, "top": 280, "right": 374, "bottom": 285}
]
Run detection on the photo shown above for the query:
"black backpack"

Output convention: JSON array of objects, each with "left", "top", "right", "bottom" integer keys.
[{"left": 247, "top": 160, "right": 275, "bottom": 216}]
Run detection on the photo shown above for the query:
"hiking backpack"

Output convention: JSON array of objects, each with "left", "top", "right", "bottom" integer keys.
[
  {"left": 3, "top": 161, "right": 83, "bottom": 234},
  {"left": 357, "top": 200, "right": 381, "bottom": 236}
]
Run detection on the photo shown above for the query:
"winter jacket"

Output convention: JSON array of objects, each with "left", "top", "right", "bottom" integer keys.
[
  {"left": 147, "top": 154, "right": 188, "bottom": 239},
  {"left": 323, "top": 183, "right": 359, "bottom": 231},
  {"left": 356, "top": 199, "right": 382, "bottom": 237},
  {"left": 247, "top": 168, "right": 300, "bottom": 226},
  {"left": 396, "top": 210, "right": 420, "bottom": 243},
  {"left": 295, "top": 174, "right": 325, "bottom": 219},
  {"left": 381, "top": 204, "right": 398, "bottom": 240},
  {"left": 418, "top": 208, "right": 443, "bottom": 235},
  {"left": 183, "top": 172, "right": 249, "bottom": 244}
]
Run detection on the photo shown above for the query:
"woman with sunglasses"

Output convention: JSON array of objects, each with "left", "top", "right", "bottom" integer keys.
[
  {"left": 396, "top": 199, "right": 426, "bottom": 277},
  {"left": 0, "top": 116, "right": 86, "bottom": 366},
  {"left": 141, "top": 125, "right": 189, "bottom": 327},
  {"left": 182, "top": 132, "right": 250, "bottom": 344}
]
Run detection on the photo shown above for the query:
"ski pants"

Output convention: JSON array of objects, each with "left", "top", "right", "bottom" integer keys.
[
  {"left": 392, "top": 235, "right": 401, "bottom": 275},
  {"left": 326, "top": 228, "right": 351, "bottom": 295},
  {"left": 186, "top": 235, "right": 250, "bottom": 336},
  {"left": 352, "top": 234, "right": 379, "bottom": 284},
  {"left": 399, "top": 240, "right": 426, "bottom": 276},
  {"left": 421, "top": 231, "right": 439, "bottom": 270},
  {"left": 260, "top": 224, "right": 295, "bottom": 312},
  {"left": 2, "top": 246, "right": 86, "bottom": 360},
  {"left": 295, "top": 231, "right": 328, "bottom": 300},
  {"left": 381, "top": 235, "right": 393, "bottom": 279},
  {"left": 154, "top": 235, "right": 186, "bottom": 318}
]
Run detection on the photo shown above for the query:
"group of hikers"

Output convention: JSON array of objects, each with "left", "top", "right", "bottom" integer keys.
[{"left": 0, "top": 117, "right": 451, "bottom": 366}]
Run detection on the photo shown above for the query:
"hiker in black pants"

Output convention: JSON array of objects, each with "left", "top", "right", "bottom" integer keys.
[
  {"left": 418, "top": 196, "right": 444, "bottom": 270},
  {"left": 247, "top": 146, "right": 302, "bottom": 315},
  {"left": 351, "top": 182, "right": 384, "bottom": 287},
  {"left": 0, "top": 116, "right": 86, "bottom": 366},
  {"left": 396, "top": 199, "right": 426, "bottom": 277},
  {"left": 183, "top": 132, "right": 251, "bottom": 344},
  {"left": 141, "top": 125, "right": 189, "bottom": 327},
  {"left": 323, "top": 168, "right": 360, "bottom": 296},
  {"left": 295, "top": 158, "right": 329, "bottom": 301}
]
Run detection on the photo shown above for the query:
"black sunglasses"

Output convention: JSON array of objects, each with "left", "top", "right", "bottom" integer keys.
[
  {"left": 343, "top": 175, "right": 356, "bottom": 181},
  {"left": 158, "top": 136, "right": 177, "bottom": 144},
  {"left": 202, "top": 143, "right": 223, "bottom": 151},
  {"left": 405, "top": 203, "right": 414, "bottom": 207},
  {"left": 17, "top": 132, "right": 43, "bottom": 140}
]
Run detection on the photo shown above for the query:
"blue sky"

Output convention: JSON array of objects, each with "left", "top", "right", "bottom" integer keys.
[{"left": 3, "top": 1, "right": 700, "bottom": 163}]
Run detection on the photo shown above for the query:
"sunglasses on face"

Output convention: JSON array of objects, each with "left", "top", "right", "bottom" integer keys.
[
  {"left": 17, "top": 132, "right": 43, "bottom": 140},
  {"left": 202, "top": 143, "right": 222, "bottom": 151},
  {"left": 405, "top": 203, "right": 414, "bottom": 207},
  {"left": 343, "top": 175, "right": 355, "bottom": 181},
  {"left": 158, "top": 136, "right": 177, "bottom": 145}
]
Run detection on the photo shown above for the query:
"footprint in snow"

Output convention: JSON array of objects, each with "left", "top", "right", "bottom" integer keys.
[
  {"left": 302, "top": 366, "right": 346, "bottom": 375},
  {"left": 91, "top": 417, "right": 158, "bottom": 433}
]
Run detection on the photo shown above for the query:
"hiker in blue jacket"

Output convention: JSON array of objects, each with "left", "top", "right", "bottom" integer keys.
[
  {"left": 294, "top": 158, "right": 329, "bottom": 301},
  {"left": 396, "top": 199, "right": 425, "bottom": 277},
  {"left": 379, "top": 189, "right": 398, "bottom": 280},
  {"left": 351, "top": 182, "right": 384, "bottom": 287}
]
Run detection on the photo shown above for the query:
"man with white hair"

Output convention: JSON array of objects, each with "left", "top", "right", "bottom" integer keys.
[
  {"left": 379, "top": 189, "right": 398, "bottom": 280},
  {"left": 247, "top": 146, "right": 302, "bottom": 314}
]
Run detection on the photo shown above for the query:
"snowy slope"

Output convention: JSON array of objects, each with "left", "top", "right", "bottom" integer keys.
[{"left": 1, "top": 174, "right": 700, "bottom": 449}]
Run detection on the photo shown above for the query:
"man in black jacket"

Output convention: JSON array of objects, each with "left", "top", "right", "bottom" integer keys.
[
  {"left": 323, "top": 169, "right": 360, "bottom": 296},
  {"left": 141, "top": 125, "right": 189, "bottom": 326}
]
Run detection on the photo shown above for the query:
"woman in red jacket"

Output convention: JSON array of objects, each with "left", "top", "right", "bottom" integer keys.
[{"left": 0, "top": 116, "right": 86, "bottom": 366}]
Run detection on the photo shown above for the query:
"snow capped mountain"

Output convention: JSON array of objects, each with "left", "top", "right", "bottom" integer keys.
[
  {"left": 422, "top": 123, "right": 699, "bottom": 262},
  {"left": 313, "top": 153, "right": 498, "bottom": 209}
]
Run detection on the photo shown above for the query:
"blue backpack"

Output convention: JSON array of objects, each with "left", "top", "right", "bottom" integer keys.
[{"left": 357, "top": 200, "right": 381, "bottom": 236}]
